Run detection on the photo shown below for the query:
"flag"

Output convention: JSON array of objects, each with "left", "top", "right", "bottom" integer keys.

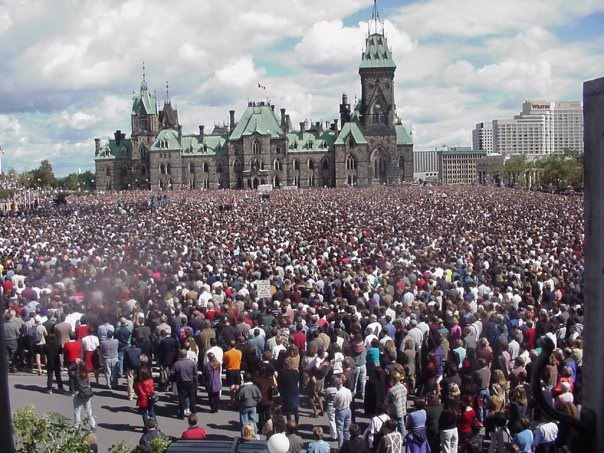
[{"left": 257, "top": 82, "right": 266, "bottom": 90}]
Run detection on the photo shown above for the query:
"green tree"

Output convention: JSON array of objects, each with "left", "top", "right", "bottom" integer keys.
[
  {"left": 536, "top": 149, "right": 583, "bottom": 190},
  {"left": 504, "top": 154, "right": 528, "bottom": 187}
]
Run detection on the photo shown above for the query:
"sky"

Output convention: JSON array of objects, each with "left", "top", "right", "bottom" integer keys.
[{"left": 0, "top": 0, "right": 603, "bottom": 177}]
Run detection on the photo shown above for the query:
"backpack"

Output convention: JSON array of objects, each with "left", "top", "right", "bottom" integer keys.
[{"left": 27, "top": 325, "right": 41, "bottom": 344}]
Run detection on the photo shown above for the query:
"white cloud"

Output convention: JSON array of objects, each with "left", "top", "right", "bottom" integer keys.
[{"left": 395, "top": 0, "right": 604, "bottom": 38}]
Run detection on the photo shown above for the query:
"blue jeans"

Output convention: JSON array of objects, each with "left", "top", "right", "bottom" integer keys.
[
  {"left": 117, "top": 350, "right": 125, "bottom": 377},
  {"left": 104, "top": 357, "right": 119, "bottom": 389},
  {"left": 478, "top": 388, "right": 490, "bottom": 422},
  {"left": 335, "top": 407, "right": 351, "bottom": 448},
  {"left": 240, "top": 406, "right": 257, "bottom": 429},
  {"left": 140, "top": 405, "right": 155, "bottom": 427},
  {"left": 354, "top": 364, "right": 367, "bottom": 398}
]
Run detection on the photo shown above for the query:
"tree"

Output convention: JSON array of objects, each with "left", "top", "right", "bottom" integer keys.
[
  {"left": 536, "top": 149, "right": 583, "bottom": 191},
  {"left": 13, "top": 404, "right": 92, "bottom": 452},
  {"left": 504, "top": 155, "right": 528, "bottom": 187}
]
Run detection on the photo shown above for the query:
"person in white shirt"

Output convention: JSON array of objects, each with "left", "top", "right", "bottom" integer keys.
[{"left": 333, "top": 378, "right": 352, "bottom": 448}]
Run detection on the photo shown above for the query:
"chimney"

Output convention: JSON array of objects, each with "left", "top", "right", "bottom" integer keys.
[
  {"left": 271, "top": 104, "right": 275, "bottom": 112},
  {"left": 199, "top": 125, "right": 205, "bottom": 142},
  {"left": 95, "top": 138, "right": 101, "bottom": 154},
  {"left": 229, "top": 110, "right": 235, "bottom": 132},
  {"left": 178, "top": 125, "right": 182, "bottom": 141},
  {"left": 300, "top": 121, "right": 306, "bottom": 133},
  {"left": 315, "top": 121, "right": 322, "bottom": 133},
  {"left": 333, "top": 119, "right": 338, "bottom": 131},
  {"left": 114, "top": 130, "right": 122, "bottom": 145}
]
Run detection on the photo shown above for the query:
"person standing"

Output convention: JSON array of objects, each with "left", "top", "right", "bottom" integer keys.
[
  {"left": 73, "top": 360, "right": 96, "bottom": 430},
  {"left": 333, "top": 376, "right": 353, "bottom": 448},
  {"left": 123, "top": 340, "right": 142, "bottom": 400},
  {"left": 100, "top": 330, "right": 119, "bottom": 390},
  {"left": 115, "top": 317, "right": 132, "bottom": 378},
  {"left": 385, "top": 370, "right": 408, "bottom": 436},
  {"left": 157, "top": 329, "right": 179, "bottom": 392},
  {"left": 44, "top": 329, "right": 64, "bottom": 394},
  {"left": 64, "top": 336, "right": 82, "bottom": 394},
  {"left": 376, "top": 419, "right": 403, "bottom": 453},
  {"left": 134, "top": 365, "right": 156, "bottom": 426},
  {"left": 173, "top": 349, "right": 198, "bottom": 418},
  {"left": 237, "top": 371, "right": 262, "bottom": 430},
  {"left": 203, "top": 351, "right": 222, "bottom": 413},
  {"left": 81, "top": 329, "right": 100, "bottom": 386},
  {"left": 223, "top": 340, "right": 243, "bottom": 407}
]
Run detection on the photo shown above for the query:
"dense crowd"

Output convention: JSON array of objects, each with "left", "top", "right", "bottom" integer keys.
[{"left": 1, "top": 185, "right": 584, "bottom": 453}]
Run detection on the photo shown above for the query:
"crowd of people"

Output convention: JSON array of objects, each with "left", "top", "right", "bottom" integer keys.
[{"left": 1, "top": 184, "right": 585, "bottom": 452}]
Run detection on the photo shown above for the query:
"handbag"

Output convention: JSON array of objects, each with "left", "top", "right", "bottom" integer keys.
[
  {"left": 78, "top": 386, "right": 94, "bottom": 399},
  {"left": 148, "top": 392, "right": 160, "bottom": 405}
]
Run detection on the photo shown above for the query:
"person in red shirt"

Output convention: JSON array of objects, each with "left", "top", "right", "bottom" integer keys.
[
  {"left": 181, "top": 413, "right": 207, "bottom": 439},
  {"left": 63, "top": 338, "right": 82, "bottom": 394},
  {"left": 458, "top": 394, "right": 477, "bottom": 445},
  {"left": 291, "top": 323, "right": 307, "bottom": 352}
]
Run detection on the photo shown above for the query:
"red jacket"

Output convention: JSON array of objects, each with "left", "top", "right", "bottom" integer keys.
[
  {"left": 135, "top": 378, "right": 155, "bottom": 409},
  {"left": 181, "top": 426, "right": 207, "bottom": 439}
]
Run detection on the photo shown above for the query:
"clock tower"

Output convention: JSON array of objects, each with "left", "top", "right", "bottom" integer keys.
[{"left": 359, "top": 1, "right": 396, "bottom": 135}]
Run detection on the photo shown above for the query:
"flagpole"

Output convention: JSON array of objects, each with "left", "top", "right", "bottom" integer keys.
[{"left": 0, "top": 145, "right": 3, "bottom": 175}]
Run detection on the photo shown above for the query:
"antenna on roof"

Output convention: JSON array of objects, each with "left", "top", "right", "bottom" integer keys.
[
  {"left": 369, "top": 0, "right": 384, "bottom": 35},
  {"left": 141, "top": 61, "right": 148, "bottom": 91}
]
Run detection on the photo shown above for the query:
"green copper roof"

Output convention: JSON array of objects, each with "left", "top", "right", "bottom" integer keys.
[
  {"left": 230, "top": 103, "right": 283, "bottom": 140},
  {"left": 95, "top": 138, "right": 132, "bottom": 160},
  {"left": 131, "top": 88, "right": 157, "bottom": 116},
  {"left": 395, "top": 124, "right": 413, "bottom": 145},
  {"left": 360, "top": 33, "right": 396, "bottom": 70},
  {"left": 182, "top": 135, "right": 227, "bottom": 156},
  {"left": 334, "top": 122, "right": 368, "bottom": 145},
  {"left": 286, "top": 131, "right": 335, "bottom": 153},
  {"left": 150, "top": 129, "right": 180, "bottom": 150}
]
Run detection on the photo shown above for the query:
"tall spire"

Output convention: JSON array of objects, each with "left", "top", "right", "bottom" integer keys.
[
  {"left": 368, "top": 0, "right": 384, "bottom": 35},
  {"left": 141, "top": 61, "right": 148, "bottom": 91},
  {"left": 165, "top": 81, "right": 171, "bottom": 104}
]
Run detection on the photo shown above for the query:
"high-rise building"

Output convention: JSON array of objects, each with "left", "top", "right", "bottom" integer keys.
[
  {"left": 492, "top": 100, "right": 583, "bottom": 156},
  {"left": 472, "top": 122, "right": 493, "bottom": 154},
  {"left": 94, "top": 2, "right": 413, "bottom": 191}
]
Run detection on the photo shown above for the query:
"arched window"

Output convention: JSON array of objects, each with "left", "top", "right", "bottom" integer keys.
[
  {"left": 398, "top": 156, "right": 405, "bottom": 169},
  {"left": 322, "top": 159, "right": 329, "bottom": 170},
  {"left": 141, "top": 165, "right": 147, "bottom": 177},
  {"left": 275, "top": 146, "right": 281, "bottom": 154},
  {"left": 293, "top": 160, "right": 300, "bottom": 171},
  {"left": 234, "top": 159, "right": 242, "bottom": 172},
  {"left": 105, "top": 167, "right": 111, "bottom": 177},
  {"left": 252, "top": 139, "right": 261, "bottom": 154},
  {"left": 308, "top": 160, "right": 315, "bottom": 170},
  {"left": 346, "top": 155, "right": 356, "bottom": 170},
  {"left": 274, "top": 159, "right": 282, "bottom": 172},
  {"left": 189, "top": 163, "right": 194, "bottom": 173},
  {"left": 216, "top": 161, "right": 223, "bottom": 173},
  {"left": 203, "top": 162, "right": 209, "bottom": 173},
  {"left": 166, "top": 163, "right": 171, "bottom": 175}
]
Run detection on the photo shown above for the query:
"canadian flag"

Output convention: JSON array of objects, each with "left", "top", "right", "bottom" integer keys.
[{"left": 257, "top": 82, "right": 266, "bottom": 90}]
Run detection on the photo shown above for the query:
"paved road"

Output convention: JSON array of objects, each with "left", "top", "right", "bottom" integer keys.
[{"left": 9, "top": 372, "right": 369, "bottom": 451}]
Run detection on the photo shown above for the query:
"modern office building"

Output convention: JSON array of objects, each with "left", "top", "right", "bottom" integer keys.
[
  {"left": 413, "top": 149, "right": 440, "bottom": 181},
  {"left": 94, "top": 3, "right": 413, "bottom": 191},
  {"left": 472, "top": 122, "right": 493, "bottom": 154},
  {"left": 438, "top": 147, "right": 486, "bottom": 184},
  {"left": 492, "top": 100, "right": 583, "bottom": 156}
]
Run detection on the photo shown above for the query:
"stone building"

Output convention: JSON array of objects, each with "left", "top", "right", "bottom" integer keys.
[{"left": 95, "top": 4, "right": 413, "bottom": 191}]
